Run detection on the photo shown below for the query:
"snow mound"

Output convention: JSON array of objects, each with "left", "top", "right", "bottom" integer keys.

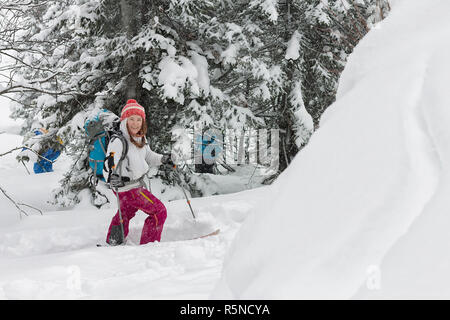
[{"left": 213, "top": 0, "right": 450, "bottom": 299}]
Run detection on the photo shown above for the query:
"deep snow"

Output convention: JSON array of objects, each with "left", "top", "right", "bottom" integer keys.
[
  {"left": 2, "top": 0, "right": 450, "bottom": 300},
  {"left": 213, "top": 0, "right": 450, "bottom": 299}
]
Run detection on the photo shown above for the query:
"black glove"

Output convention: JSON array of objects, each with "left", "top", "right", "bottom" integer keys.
[
  {"left": 109, "top": 174, "right": 124, "bottom": 188},
  {"left": 161, "top": 154, "right": 174, "bottom": 167}
]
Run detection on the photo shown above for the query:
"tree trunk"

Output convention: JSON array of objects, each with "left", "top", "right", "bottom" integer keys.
[{"left": 121, "top": 0, "right": 139, "bottom": 99}]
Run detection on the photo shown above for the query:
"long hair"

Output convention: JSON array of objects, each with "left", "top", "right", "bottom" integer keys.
[{"left": 127, "top": 118, "right": 147, "bottom": 148}]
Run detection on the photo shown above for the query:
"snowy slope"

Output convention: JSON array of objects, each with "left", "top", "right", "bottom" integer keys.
[
  {"left": 355, "top": 0, "right": 450, "bottom": 299},
  {"left": 213, "top": 0, "right": 450, "bottom": 299}
]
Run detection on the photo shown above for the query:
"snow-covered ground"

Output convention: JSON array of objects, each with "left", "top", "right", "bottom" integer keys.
[
  {"left": 2, "top": 0, "right": 450, "bottom": 300},
  {"left": 213, "top": 0, "right": 450, "bottom": 299}
]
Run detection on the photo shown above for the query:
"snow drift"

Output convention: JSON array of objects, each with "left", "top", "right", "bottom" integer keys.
[{"left": 213, "top": 0, "right": 450, "bottom": 299}]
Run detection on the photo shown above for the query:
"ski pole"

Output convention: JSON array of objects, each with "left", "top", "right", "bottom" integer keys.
[
  {"left": 172, "top": 165, "right": 196, "bottom": 220},
  {"left": 114, "top": 187, "right": 126, "bottom": 245},
  {"left": 21, "top": 160, "right": 30, "bottom": 175},
  {"left": 110, "top": 155, "right": 126, "bottom": 245}
]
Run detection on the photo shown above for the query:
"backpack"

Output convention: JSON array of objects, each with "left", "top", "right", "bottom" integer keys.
[{"left": 84, "top": 109, "right": 128, "bottom": 182}]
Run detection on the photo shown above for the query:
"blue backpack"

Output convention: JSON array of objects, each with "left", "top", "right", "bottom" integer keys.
[{"left": 84, "top": 109, "right": 128, "bottom": 181}]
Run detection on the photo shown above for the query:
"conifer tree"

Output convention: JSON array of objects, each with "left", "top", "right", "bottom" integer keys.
[{"left": 4, "top": 0, "right": 390, "bottom": 207}]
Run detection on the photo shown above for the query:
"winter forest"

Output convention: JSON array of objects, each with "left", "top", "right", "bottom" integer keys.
[
  {"left": 7, "top": 0, "right": 450, "bottom": 301},
  {"left": 0, "top": 0, "right": 389, "bottom": 207}
]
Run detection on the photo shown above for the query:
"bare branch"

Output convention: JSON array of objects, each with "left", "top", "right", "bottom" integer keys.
[
  {"left": 17, "top": 202, "right": 43, "bottom": 215},
  {"left": 0, "top": 146, "right": 57, "bottom": 164},
  {"left": 0, "top": 184, "right": 29, "bottom": 219}
]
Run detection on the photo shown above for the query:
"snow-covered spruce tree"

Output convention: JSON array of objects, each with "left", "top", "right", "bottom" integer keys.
[
  {"left": 0, "top": 1, "right": 74, "bottom": 123},
  {"left": 204, "top": 0, "right": 390, "bottom": 171},
  {"left": 167, "top": 0, "right": 391, "bottom": 173},
  {"left": 259, "top": 0, "right": 391, "bottom": 170},
  {"left": 166, "top": 0, "right": 316, "bottom": 172},
  {"left": 9, "top": 0, "right": 390, "bottom": 207},
  {"left": 178, "top": 1, "right": 316, "bottom": 171},
  {"left": 9, "top": 0, "right": 260, "bottom": 206}
]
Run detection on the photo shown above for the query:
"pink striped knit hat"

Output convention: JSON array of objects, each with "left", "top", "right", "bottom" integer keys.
[{"left": 120, "top": 99, "right": 146, "bottom": 121}]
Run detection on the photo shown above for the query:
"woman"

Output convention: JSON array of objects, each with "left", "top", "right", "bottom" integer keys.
[{"left": 103, "top": 99, "right": 172, "bottom": 245}]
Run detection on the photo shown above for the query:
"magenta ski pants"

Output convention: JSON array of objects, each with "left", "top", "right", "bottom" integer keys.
[{"left": 106, "top": 187, "right": 167, "bottom": 245}]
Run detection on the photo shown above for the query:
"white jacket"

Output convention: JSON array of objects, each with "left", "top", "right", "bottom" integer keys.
[{"left": 103, "top": 119, "right": 163, "bottom": 191}]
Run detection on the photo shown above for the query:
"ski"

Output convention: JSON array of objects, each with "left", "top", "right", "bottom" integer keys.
[
  {"left": 190, "top": 228, "right": 220, "bottom": 240},
  {"left": 96, "top": 242, "right": 128, "bottom": 247},
  {"left": 169, "top": 228, "right": 221, "bottom": 242},
  {"left": 96, "top": 229, "right": 220, "bottom": 247}
]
